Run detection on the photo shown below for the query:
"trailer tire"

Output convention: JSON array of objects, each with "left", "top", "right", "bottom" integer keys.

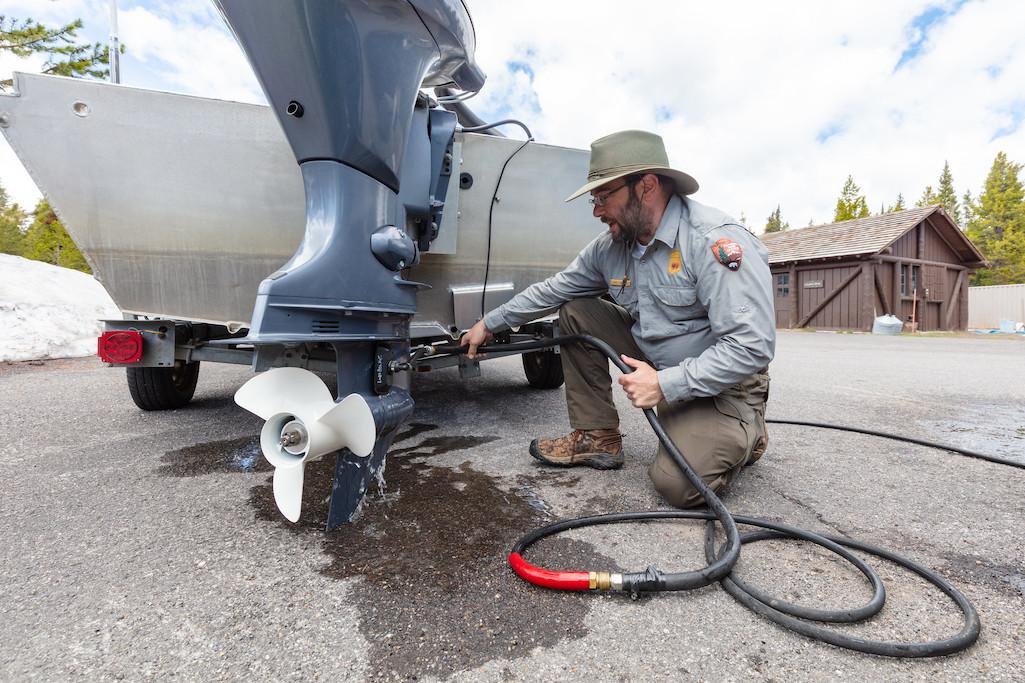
[
  {"left": 126, "top": 360, "right": 200, "bottom": 410},
  {"left": 522, "top": 349, "right": 564, "bottom": 390}
]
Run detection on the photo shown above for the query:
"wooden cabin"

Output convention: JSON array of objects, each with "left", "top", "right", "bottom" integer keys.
[{"left": 760, "top": 206, "right": 987, "bottom": 331}]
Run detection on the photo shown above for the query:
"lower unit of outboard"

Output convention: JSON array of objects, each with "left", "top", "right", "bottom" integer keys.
[{"left": 213, "top": 0, "right": 485, "bottom": 526}]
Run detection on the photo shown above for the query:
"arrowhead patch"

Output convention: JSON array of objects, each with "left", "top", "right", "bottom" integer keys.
[
  {"left": 668, "top": 249, "right": 683, "bottom": 274},
  {"left": 711, "top": 239, "right": 743, "bottom": 271}
]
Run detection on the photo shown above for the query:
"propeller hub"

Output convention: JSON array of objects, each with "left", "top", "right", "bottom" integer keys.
[{"left": 279, "top": 419, "right": 309, "bottom": 455}]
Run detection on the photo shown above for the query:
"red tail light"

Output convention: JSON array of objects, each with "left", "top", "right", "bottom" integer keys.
[{"left": 98, "top": 330, "right": 144, "bottom": 363}]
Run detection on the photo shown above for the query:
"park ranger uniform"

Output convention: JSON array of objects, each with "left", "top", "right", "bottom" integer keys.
[{"left": 482, "top": 194, "right": 776, "bottom": 507}]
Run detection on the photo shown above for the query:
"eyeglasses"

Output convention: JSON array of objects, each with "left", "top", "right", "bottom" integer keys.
[{"left": 588, "top": 182, "right": 630, "bottom": 207}]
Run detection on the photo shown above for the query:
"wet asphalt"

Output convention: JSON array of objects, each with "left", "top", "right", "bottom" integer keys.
[{"left": 1, "top": 331, "right": 1024, "bottom": 681}]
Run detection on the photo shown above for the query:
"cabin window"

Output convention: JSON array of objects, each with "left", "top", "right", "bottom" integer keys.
[
  {"left": 900, "top": 265, "right": 920, "bottom": 297},
  {"left": 775, "top": 273, "right": 789, "bottom": 297}
]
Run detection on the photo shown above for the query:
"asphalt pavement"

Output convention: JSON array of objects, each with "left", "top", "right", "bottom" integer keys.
[{"left": 1, "top": 331, "right": 1023, "bottom": 681}]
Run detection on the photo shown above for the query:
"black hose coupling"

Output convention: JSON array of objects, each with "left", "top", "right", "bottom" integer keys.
[{"left": 622, "top": 565, "right": 668, "bottom": 598}]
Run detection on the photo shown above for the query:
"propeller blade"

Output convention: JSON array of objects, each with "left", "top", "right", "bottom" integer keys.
[
  {"left": 318, "top": 393, "right": 377, "bottom": 458},
  {"left": 234, "top": 367, "right": 334, "bottom": 421},
  {"left": 272, "top": 462, "right": 306, "bottom": 522}
]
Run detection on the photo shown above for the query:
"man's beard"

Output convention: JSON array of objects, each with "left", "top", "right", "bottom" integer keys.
[{"left": 608, "top": 191, "right": 651, "bottom": 243}]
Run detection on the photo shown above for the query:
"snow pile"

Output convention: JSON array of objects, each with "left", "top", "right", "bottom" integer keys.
[{"left": 0, "top": 254, "right": 121, "bottom": 362}]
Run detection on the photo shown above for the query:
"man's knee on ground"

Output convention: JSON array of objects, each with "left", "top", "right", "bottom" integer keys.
[{"left": 648, "top": 461, "right": 733, "bottom": 509}]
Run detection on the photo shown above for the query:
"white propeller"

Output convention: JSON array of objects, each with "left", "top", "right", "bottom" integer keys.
[{"left": 234, "top": 367, "right": 376, "bottom": 522}]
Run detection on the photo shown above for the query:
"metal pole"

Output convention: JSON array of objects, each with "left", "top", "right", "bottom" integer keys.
[{"left": 108, "top": 0, "right": 121, "bottom": 84}]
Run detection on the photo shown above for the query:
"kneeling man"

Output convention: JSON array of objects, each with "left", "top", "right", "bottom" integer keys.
[{"left": 461, "top": 130, "right": 775, "bottom": 507}]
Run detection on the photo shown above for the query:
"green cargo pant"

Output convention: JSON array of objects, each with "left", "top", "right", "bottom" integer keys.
[{"left": 558, "top": 297, "right": 770, "bottom": 508}]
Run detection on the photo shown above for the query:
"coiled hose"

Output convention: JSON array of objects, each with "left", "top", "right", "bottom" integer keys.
[{"left": 429, "top": 334, "right": 1022, "bottom": 657}]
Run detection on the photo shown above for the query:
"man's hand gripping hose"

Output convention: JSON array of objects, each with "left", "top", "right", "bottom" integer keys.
[{"left": 424, "top": 334, "right": 1025, "bottom": 657}]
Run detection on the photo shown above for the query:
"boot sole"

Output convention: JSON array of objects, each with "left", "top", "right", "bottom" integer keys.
[{"left": 528, "top": 439, "right": 624, "bottom": 470}]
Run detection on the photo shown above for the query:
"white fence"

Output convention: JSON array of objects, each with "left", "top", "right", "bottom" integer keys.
[{"left": 968, "top": 283, "right": 1025, "bottom": 329}]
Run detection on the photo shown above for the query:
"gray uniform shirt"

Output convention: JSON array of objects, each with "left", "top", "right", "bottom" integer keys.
[{"left": 482, "top": 195, "right": 776, "bottom": 403}]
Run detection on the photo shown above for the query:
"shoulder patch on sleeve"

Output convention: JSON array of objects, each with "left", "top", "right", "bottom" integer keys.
[{"left": 711, "top": 238, "right": 743, "bottom": 271}]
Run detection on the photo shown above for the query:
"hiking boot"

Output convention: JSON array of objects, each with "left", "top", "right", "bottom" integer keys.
[{"left": 529, "top": 429, "right": 624, "bottom": 470}]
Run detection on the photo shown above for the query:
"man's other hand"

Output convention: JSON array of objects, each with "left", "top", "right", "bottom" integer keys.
[
  {"left": 460, "top": 320, "right": 494, "bottom": 359},
  {"left": 618, "top": 355, "right": 664, "bottom": 408}
]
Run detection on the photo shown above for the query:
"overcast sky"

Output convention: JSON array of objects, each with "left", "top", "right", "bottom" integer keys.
[{"left": 1, "top": 0, "right": 1023, "bottom": 232}]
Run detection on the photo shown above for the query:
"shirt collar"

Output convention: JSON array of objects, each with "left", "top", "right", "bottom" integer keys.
[{"left": 651, "top": 194, "right": 684, "bottom": 249}]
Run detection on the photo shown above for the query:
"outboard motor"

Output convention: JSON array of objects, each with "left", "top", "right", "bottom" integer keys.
[{"left": 214, "top": 0, "right": 484, "bottom": 527}]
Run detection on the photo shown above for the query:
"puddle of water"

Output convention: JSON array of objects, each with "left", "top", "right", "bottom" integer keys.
[
  {"left": 159, "top": 436, "right": 271, "bottom": 476},
  {"left": 942, "top": 551, "right": 1025, "bottom": 599},
  {"left": 247, "top": 434, "right": 618, "bottom": 680},
  {"left": 159, "top": 422, "right": 443, "bottom": 478},
  {"left": 390, "top": 434, "right": 499, "bottom": 458},
  {"left": 162, "top": 423, "right": 621, "bottom": 678},
  {"left": 919, "top": 407, "right": 1025, "bottom": 463},
  {"left": 515, "top": 484, "right": 554, "bottom": 517}
]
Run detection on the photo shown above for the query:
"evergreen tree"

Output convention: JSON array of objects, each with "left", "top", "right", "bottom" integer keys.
[
  {"left": 22, "top": 199, "right": 90, "bottom": 273},
  {"left": 962, "top": 189, "right": 975, "bottom": 229},
  {"left": 916, "top": 185, "right": 938, "bottom": 208},
  {"left": 0, "top": 182, "right": 27, "bottom": 255},
  {"left": 0, "top": 15, "right": 118, "bottom": 89},
  {"left": 764, "top": 205, "right": 789, "bottom": 233},
  {"left": 833, "top": 175, "right": 870, "bottom": 222},
  {"left": 935, "top": 161, "right": 960, "bottom": 222},
  {"left": 966, "top": 152, "right": 1025, "bottom": 285},
  {"left": 884, "top": 193, "right": 906, "bottom": 213}
]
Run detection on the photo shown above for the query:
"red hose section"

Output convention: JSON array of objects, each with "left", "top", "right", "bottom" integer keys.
[{"left": 508, "top": 552, "right": 591, "bottom": 590}]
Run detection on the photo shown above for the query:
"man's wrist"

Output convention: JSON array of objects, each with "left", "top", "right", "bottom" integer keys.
[{"left": 482, "top": 308, "right": 509, "bottom": 333}]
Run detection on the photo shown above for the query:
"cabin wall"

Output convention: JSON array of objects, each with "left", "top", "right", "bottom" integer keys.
[{"left": 768, "top": 219, "right": 978, "bottom": 331}]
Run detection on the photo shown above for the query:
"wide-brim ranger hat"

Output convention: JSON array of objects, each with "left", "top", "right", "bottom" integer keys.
[{"left": 564, "top": 129, "right": 699, "bottom": 202}]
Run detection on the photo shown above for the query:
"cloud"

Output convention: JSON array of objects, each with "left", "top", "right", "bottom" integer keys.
[
  {"left": 1, "top": 0, "right": 1024, "bottom": 233},
  {"left": 894, "top": 1, "right": 968, "bottom": 71},
  {"left": 991, "top": 101, "right": 1025, "bottom": 141},
  {"left": 466, "top": 0, "right": 1025, "bottom": 229}
]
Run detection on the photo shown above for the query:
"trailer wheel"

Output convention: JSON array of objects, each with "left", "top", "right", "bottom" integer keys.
[
  {"left": 126, "top": 360, "right": 200, "bottom": 410},
  {"left": 522, "top": 349, "right": 564, "bottom": 390}
]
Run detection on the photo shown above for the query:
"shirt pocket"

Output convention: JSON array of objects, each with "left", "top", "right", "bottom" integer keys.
[
  {"left": 642, "top": 284, "right": 703, "bottom": 338},
  {"left": 651, "top": 284, "right": 704, "bottom": 322},
  {"left": 651, "top": 284, "right": 697, "bottom": 308}
]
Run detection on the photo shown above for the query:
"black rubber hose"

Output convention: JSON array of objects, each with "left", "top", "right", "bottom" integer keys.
[
  {"left": 512, "top": 511, "right": 979, "bottom": 656},
  {"left": 443, "top": 335, "right": 743, "bottom": 590},
  {"left": 435, "top": 335, "right": 993, "bottom": 657},
  {"left": 727, "top": 528, "right": 885, "bottom": 623},
  {"left": 767, "top": 418, "right": 1025, "bottom": 469},
  {"left": 704, "top": 518, "right": 981, "bottom": 657}
]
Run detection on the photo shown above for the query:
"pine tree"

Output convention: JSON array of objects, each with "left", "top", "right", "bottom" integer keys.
[
  {"left": 935, "top": 161, "right": 960, "bottom": 223},
  {"left": 884, "top": 193, "right": 906, "bottom": 213},
  {"left": 966, "top": 152, "right": 1025, "bottom": 285},
  {"left": 916, "top": 185, "right": 938, "bottom": 208},
  {"left": 764, "top": 205, "right": 789, "bottom": 233},
  {"left": 0, "top": 15, "right": 118, "bottom": 89},
  {"left": 833, "top": 175, "right": 870, "bottom": 222},
  {"left": 22, "top": 199, "right": 91, "bottom": 273},
  {"left": 0, "top": 182, "right": 27, "bottom": 255},
  {"left": 962, "top": 189, "right": 975, "bottom": 228}
]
